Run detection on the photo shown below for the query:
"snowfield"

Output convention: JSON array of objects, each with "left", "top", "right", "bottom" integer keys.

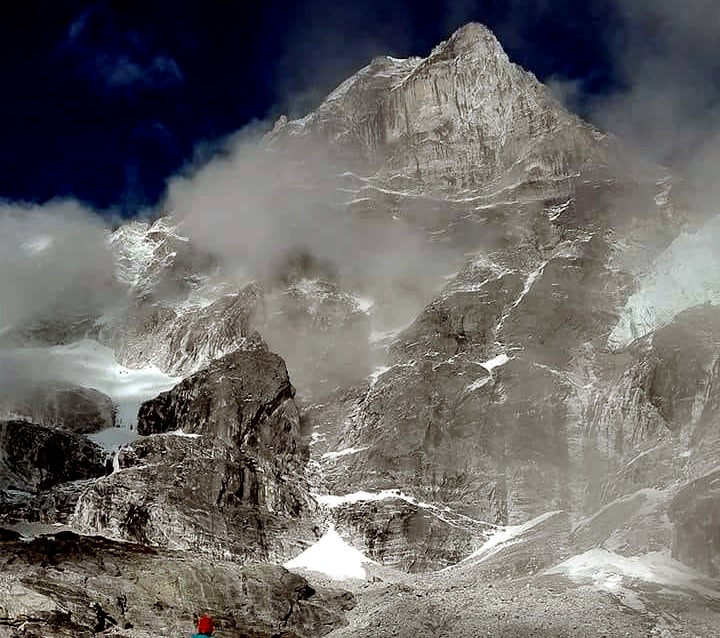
[{"left": 544, "top": 548, "right": 720, "bottom": 610}]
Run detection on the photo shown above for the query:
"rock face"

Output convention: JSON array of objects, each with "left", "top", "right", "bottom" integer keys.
[
  {"left": 253, "top": 22, "right": 712, "bottom": 574},
  {"left": 108, "top": 216, "right": 218, "bottom": 305},
  {"left": 72, "top": 347, "right": 316, "bottom": 561},
  {"left": 102, "top": 282, "right": 265, "bottom": 376},
  {"left": 0, "top": 420, "right": 107, "bottom": 494},
  {"left": 0, "top": 382, "right": 115, "bottom": 434},
  {"left": 0, "top": 530, "right": 355, "bottom": 638},
  {"left": 0, "top": 419, "right": 108, "bottom": 526}
]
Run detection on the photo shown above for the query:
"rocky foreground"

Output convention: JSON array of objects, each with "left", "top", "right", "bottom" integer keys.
[{"left": 3, "top": 510, "right": 720, "bottom": 637}]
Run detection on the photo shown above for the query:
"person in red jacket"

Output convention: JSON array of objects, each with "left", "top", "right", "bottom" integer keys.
[{"left": 192, "top": 615, "right": 214, "bottom": 637}]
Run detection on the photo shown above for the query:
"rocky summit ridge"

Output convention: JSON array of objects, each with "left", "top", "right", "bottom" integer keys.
[{"left": 1, "top": 22, "right": 720, "bottom": 638}]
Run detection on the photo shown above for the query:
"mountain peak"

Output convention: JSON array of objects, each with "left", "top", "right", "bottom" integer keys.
[
  {"left": 266, "top": 21, "right": 606, "bottom": 194},
  {"left": 441, "top": 22, "right": 506, "bottom": 58}
]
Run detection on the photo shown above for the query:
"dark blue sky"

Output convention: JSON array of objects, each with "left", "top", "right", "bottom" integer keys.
[{"left": 0, "top": 0, "right": 672, "bottom": 213}]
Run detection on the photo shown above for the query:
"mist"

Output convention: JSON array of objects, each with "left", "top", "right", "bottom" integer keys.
[
  {"left": 588, "top": 0, "right": 720, "bottom": 211},
  {"left": 0, "top": 201, "right": 115, "bottom": 333},
  {"left": 165, "top": 129, "right": 464, "bottom": 328}
]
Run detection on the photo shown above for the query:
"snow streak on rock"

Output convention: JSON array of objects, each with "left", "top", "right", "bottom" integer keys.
[{"left": 462, "top": 510, "right": 563, "bottom": 564}]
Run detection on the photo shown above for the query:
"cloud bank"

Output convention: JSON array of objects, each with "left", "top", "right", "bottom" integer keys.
[{"left": 0, "top": 201, "right": 115, "bottom": 334}]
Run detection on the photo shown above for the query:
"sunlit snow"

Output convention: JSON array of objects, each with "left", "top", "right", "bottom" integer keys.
[
  {"left": 479, "top": 353, "right": 509, "bottom": 372},
  {"left": 284, "top": 524, "right": 374, "bottom": 580},
  {"left": 465, "top": 377, "right": 491, "bottom": 392},
  {"left": 315, "top": 489, "right": 433, "bottom": 509},
  {"left": 353, "top": 296, "right": 375, "bottom": 313},
  {"left": 321, "top": 447, "right": 368, "bottom": 460}
]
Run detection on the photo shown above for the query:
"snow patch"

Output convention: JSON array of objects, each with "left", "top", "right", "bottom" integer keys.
[
  {"left": 479, "top": 353, "right": 509, "bottom": 372},
  {"left": 463, "top": 510, "right": 562, "bottom": 564},
  {"left": 544, "top": 548, "right": 720, "bottom": 601},
  {"left": 162, "top": 430, "right": 201, "bottom": 439},
  {"left": 609, "top": 213, "right": 720, "bottom": 348},
  {"left": 315, "top": 489, "right": 433, "bottom": 510},
  {"left": 284, "top": 524, "right": 374, "bottom": 580},
  {"left": 465, "top": 377, "right": 491, "bottom": 392},
  {"left": 321, "top": 447, "right": 368, "bottom": 460},
  {"left": 353, "top": 296, "right": 375, "bottom": 313}
]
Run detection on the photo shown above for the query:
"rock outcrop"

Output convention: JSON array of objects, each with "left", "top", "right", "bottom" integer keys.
[
  {"left": 0, "top": 420, "right": 107, "bottom": 494},
  {"left": 71, "top": 347, "right": 316, "bottom": 561},
  {"left": 0, "top": 419, "right": 109, "bottom": 526}
]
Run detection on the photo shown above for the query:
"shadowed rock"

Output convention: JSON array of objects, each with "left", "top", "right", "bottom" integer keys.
[{"left": 0, "top": 420, "right": 107, "bottom": 493}]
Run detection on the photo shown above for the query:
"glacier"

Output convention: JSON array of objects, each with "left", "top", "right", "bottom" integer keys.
[{"left": 609, "top": 213, "right": 720, "bottom": 348}]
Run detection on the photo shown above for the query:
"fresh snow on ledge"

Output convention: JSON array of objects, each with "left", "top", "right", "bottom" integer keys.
[
  {"left": 321, "top": 447, "right": 368, "bottom": 460},
  {"left": 479, "top": 353, "right": 510, "bottom": 372},
  {"left": 284, "top": 524, "right": 374, "bottom": 580},
  {"left": 161, "top": 430, "right": 201, "bottom": 439},
  {"left": 315, "top": 489, "right": 433, "bottom": 509}
]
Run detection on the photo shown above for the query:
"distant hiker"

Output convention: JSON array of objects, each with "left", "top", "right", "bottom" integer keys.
[{"left": 192, "top": 614, "right": 215, "bottom": 637}]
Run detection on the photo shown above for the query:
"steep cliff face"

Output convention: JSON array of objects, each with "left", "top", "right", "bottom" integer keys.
[
  {"left": 72, "top": 347, "right": 316, "bottom": 561},
  {"left": 101, "top": 282, "right": 265, "bottom": 376},
  {"left": 267, "top": 23, "right": 608, "bottom": 195}
]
